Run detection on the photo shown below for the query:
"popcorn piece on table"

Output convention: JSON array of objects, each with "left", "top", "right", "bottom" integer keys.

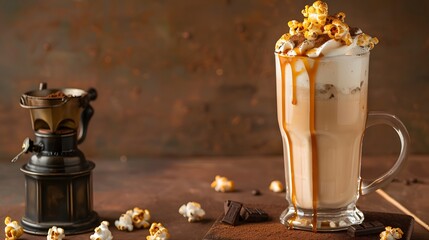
[
  {"left": 178, "top": 202, "right": 206, "bottom": 222},
  {"left": 269, "top": 180, "right": 285, "bottom": 193},
  {"left": 4, "top": 216, "right": 24, "bottom": 240},
  {"left": 211, "top": 175, "right": 234, "bottom": 192},
  {"left": 47, "top": 226, "right": 65, "bottom": 240},
  {"left": 115, "top": 210, "right": 134, "bottom": 231},
  {"left": 90, "top": 221, "right": 113, "bottom": 240},
  {"left": 380, "top": 226, "right": 404, "bottom": 240},
  {"left": 131, "top": 207, "right": 151, "bottom": 229},
  {"left": 146, "top": 223, "right": 170, "bottom": 240}
]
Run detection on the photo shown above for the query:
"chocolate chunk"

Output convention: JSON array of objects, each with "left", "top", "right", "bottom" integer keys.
[
  {"left": 409, "top": 177, "right": 424, "bottom": 184},
  {"left": 393, "top": 177, "right": 424, "bottom": 185},
  {"left": 251, "top": 189, "right": 261, "bottom": 196},
  {"left": 405, "top": 179, "right": 412, "bottom": 185},
  {"left": 222, "top": 200, "right": 243, "bottom": 226},
  {"left": 347, "top": 221, "right": 384, "bottom": 237},
  {"left": 392, "top": 178, "right": 402, "bottom": 183},
  {"left": 314, "top": 34, "right": 331, "bottom": 48},
  {"left": 289, "top": 33, "right": 306, "bottom": 46},
  {"left": 240, "top": 206, "right": 269, "bottom": 223},
  {"left": 350, "top": 27, "right": 363, "bottom": 36}
]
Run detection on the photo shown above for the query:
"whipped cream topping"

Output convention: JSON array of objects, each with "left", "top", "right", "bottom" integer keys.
[{"left": 275, "top": 1, "right": 378, "bottom": 57}]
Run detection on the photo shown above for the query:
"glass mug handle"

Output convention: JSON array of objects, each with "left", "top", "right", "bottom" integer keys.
[{"left": 360, "top": 111, "right": 410, "bottom": 195}]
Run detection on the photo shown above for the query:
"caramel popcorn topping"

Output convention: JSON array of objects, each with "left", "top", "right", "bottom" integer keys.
[{"left": 275, "top": 1, "right": 379, "bottom": 56}]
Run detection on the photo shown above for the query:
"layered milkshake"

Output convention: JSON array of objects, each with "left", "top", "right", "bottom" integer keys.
[{"left": 275, "top": 1, "right": 379, "bottom": 231}]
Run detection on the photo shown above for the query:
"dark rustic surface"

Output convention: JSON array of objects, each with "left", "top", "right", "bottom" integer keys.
[
  {"left": 203, "top": 210, "right": 414, "bottom": 240},
  {"left": 0, "top": 0, "right": 428, "bottom": 158},
  {"left": 0, "top": 155, "right": 428, "bottom": 239}
]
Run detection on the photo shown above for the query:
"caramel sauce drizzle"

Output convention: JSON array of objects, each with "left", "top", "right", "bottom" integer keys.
[
  {"left": 278, "top": 56, "right": 298, "bottom": 220},
  {"left": 278, "top": 55, "right": 320, "bottom": 232},
  {"left": 303, "top": 58, "right": 320, "bottom": 232}
]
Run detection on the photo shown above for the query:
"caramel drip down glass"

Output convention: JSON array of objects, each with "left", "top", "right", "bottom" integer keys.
[{"left": 275, "top": 52, "right": 409, "bottom": 232}]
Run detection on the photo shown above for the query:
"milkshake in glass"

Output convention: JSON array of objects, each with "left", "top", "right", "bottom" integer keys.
[{"left": 274, "top": 1, "right": 409, "bottom": 232}]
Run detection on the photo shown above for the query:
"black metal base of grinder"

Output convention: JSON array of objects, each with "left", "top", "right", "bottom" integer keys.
[{"left": 20, "top": 131, "right": 99, "bottom": 235}]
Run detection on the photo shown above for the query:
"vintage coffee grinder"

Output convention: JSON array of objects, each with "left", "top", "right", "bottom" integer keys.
[{"left": 11, "top": 83, "right": 99, "bottom": 235}]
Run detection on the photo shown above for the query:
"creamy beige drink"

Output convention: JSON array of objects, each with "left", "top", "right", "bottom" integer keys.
[
  {"left": 276, "top": 54, "right": 369, "bottom": 210},
  {"left": 272, "top": 0, "right": 408, "bottom": 232}
]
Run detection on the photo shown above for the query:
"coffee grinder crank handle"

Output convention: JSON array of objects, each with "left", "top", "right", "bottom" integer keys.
[{"left": 78, "top": 88, "right": 97, "bottom": 144}]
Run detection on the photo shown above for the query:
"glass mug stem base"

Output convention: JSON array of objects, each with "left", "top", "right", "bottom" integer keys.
[{"left": 280, "top": 205, "right": 364, "bottom": 231}]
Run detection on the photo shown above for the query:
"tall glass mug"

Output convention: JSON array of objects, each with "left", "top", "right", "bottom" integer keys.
[{"left": 275, "top": 52, "right": 410, "bottom": 232}]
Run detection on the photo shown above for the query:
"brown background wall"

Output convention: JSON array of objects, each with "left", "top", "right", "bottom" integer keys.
[{"left": 0, "top": 0, "right": 428, "bottom": 160}]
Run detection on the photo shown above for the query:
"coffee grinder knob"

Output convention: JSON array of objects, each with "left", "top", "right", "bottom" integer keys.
[{"left": 11, "top": 137, "right": 43, "bottom": 162}]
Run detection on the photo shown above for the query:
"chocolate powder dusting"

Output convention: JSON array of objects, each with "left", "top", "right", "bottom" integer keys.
[{"left": 204, "top": 207, "right": 414, "bottom": 240}]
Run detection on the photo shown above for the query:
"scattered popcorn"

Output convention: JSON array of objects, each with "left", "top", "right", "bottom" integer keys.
[
  {"left": 4, "top": 216, "right": 23, "bottom": 240},
  {"left": 131, "top": 207, "right": 151, "bottom": 229},
  {"left": 380, "top": 226, "right": 404, "bottom": 240},
  {"left": 115, "top": 207, "right": 151, "bottom": 231},
  {"left": 269, "top": 180, "right": 285, "bottom": 193},
  {"left": 146, "top": 223, "right": 170, "bottom": 240},
  {"left": 211, "top": 175, "right": 234, "bottom": 192},
  {"left": 115, "top": 210, "right": 134, "bottom": 231},
  {"left": 47, "top": 226, "right": 65, "bottom": 240},
  {"left": 178, "top": 202, "right": 206, "bottom": 222},
  {"left": 90, "top": 221, "right": 113, "bottom": 240}
]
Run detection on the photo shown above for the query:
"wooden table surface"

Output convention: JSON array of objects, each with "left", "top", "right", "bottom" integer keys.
[{"left": 0, "top": 155, "right": 428, "bottom": 239}]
